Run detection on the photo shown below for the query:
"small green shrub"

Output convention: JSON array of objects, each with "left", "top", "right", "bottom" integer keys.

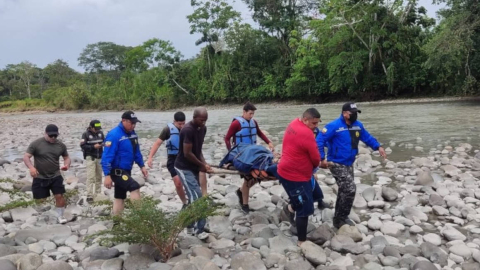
[
  {"left": 90, "top": 196, "right": 218, "bottom": 262},
  {"left": 0, "top": 178, "right": 34, "bottom": 212}
]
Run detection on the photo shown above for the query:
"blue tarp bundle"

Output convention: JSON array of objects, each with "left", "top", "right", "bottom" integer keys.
[
  {"left": 219, "top": 143, "right": 317, "bottom": 188},
  {"left": 219, "top": 143, "right": 274, "bottom": 175}
]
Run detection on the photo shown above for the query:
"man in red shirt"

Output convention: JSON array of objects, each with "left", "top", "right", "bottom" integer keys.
[
  {"left": 224, "top": 102, "right": 274, "bottom": 213},
  {"left": 267, "top": 108, "right": 321, "bottom": 246}
]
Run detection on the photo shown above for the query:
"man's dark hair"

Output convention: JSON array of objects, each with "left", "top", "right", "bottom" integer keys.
[
  {"left": 243, "top": 102, "right": 257, "bottom": 112},
  {"left": 303, "top": 108, "right": 321, "bottom": 119},
  {"left": 174, "top": 111, "right": 186, "bottom": 122},
  {"left": 193, "top": 107, "right": 208, "bottom": 118}
]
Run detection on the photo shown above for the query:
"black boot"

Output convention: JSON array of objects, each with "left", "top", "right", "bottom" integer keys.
[
  {"left": 282, "top": 204, "right": 296, "bottom": 226},
  {"left": 333, "top": 217, "right": 356, "bottom": 229},
  {"left": 317, "top": 200, "right": 331, "bottom": 210}
]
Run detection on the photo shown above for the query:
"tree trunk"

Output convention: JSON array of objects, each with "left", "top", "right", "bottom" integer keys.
[{"left": 27, "top": 82, "right": 31, "bottom": 99}]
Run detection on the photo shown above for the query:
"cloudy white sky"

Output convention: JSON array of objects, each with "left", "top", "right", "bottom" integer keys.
[{"left": 0, "top": 0, "right": 444, "bottom": 71}]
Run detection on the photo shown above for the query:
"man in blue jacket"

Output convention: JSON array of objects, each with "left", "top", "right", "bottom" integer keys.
[
  {"left": 102, "top": 111, "right": 148, "bottom": 215},
  {"left": 317, "top": 102, "right": 387, "bottom": 229}
]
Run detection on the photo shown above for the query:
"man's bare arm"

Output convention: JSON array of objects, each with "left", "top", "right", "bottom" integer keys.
[
  {"left": 184, "top": 143, "right": 206, "bottom": 171},
  {"left": 23, "top": 153, "right": 34, "bottom": 169}
]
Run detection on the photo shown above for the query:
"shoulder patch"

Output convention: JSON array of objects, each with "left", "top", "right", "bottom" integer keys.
[
  {"left": 105, "top": 141, "right": 112, "bottom": 147},
  {"left": 322, "top": 128, "right": 327, "bottom": 134}
]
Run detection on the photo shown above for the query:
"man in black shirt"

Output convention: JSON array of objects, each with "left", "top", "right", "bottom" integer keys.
[
  {"left": 80, "top": 120, "right": 105, "bottom": 203},
  {"left": 175, "top": 107, "right": 212, "bottom": 237}
]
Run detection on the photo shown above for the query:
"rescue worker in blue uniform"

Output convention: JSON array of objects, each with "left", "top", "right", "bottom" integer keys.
[
  {"left": 224, "top": 102, "right": 274, "bottom": 213},
  {"left": 102, "top": 111, "right": 148, "bottom": 215},
  {"left": 313, "top": 127, "right": 332, "bottom": 210},
  {"left": 147, "top": 112, "right": 188, "bottom": 207},
  {"left": 317, "top": 102, "right": 387, "bottom": 228}
]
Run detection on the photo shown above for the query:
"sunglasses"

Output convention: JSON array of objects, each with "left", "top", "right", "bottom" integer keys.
[{"left": 48, "top": 134, "right": 58, "bottom": 138}]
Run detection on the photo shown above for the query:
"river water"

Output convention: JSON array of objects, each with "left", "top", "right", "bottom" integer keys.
[{"left": 1, "top": 100, "right": 480, "bottom": 162}]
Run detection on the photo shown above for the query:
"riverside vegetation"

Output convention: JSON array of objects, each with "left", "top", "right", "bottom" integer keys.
[{"left": 1, "top": 0, "right": 479, "bottom": 112}]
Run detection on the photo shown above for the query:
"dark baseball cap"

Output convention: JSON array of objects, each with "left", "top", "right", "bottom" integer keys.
[
  {"left": 45, "top": 124, "right": 59, "bottom": 135},
  {"left": 90, "top": 120, "right": 102, "bottom": 130},
  {"left": 121, "top": 111, "right": 141, "bottom": 123},
  {"left": 342, "top": 102, "right": 362, "bottom": 113}
]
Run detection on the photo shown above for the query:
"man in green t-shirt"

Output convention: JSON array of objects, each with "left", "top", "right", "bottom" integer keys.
[{"left": 23, "top": 124, "right": 71, "bottom": 224}]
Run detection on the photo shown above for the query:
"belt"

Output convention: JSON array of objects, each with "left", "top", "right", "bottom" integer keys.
[{"left": 111, "top": 169, "right": 131, "bottom": 176}]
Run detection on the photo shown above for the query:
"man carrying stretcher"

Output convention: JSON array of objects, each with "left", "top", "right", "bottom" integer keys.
[{"left": 224, "top": 102, "right": 274, "bottom": 213}]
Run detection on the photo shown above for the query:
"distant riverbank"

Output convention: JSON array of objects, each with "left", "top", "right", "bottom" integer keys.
[{"left": 1, "top": 96, "right": 479, "bottom": 116}]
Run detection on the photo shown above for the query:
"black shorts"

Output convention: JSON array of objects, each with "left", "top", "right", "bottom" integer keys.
[
  {"left": 111, "top": 170, "right": 141, "bottom": 199},
  {"left": 167, "top": 155, "right": 177, "bottom": 178},
  {"left": 32, "top": 175, "right": 65, "bottom": 199}
]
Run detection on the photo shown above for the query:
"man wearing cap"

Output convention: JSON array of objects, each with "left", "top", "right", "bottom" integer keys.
[
  {"left": 23, "top": 124, "right": 71, "bottom": 224},
  {"left": 317, "top": 102, "right": 387, "bottom": 229},
  {"left": 102, "top": 111, "right": 148, "bottom": 215},
  {"left": 81, "top": 120, "right": 105, "bottom": 203}
]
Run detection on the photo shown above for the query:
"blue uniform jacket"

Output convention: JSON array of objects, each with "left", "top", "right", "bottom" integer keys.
[
  {"left": 316, "top": 114, "right": 380, "bottom": 166},
  {"left": 101, "top": 122, "right": 145, "bottom": 176}
]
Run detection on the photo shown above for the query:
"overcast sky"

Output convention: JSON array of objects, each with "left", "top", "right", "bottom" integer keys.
[{"left": 0, "top": 0, "right": 444, "bottom": 71}]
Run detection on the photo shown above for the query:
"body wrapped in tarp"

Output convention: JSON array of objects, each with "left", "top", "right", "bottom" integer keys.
[
  {"left": 219, "top": 143, "right": 318, "bottom": 188},
  {"left": 219, "top": 143, "right": 274, "bottom": 175}
]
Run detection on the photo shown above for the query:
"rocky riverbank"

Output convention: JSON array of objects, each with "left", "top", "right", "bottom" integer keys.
[{"left": 0, "top": 116, "right": 479, "bottom": 270}]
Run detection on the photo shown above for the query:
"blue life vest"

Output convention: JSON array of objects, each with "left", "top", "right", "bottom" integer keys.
[
  {"left": 234, "top": 117, "right": 257, "bottom": 145},
  {"left": 166, "top": 123, "right": 180, "bottom": 155}
]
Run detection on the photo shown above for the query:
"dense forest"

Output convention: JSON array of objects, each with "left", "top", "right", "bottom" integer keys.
[{"left": 0, "top": 0, "right": 478, "bottom": 111}]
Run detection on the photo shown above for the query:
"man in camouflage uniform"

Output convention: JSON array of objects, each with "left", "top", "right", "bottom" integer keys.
[{"left": 317, "top": 102, "right": 387, "bottom": 228}]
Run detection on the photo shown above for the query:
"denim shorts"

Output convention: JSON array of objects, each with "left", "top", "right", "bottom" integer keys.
[{"left": 267, "top": 164, "right": 323, "bottom": 217}]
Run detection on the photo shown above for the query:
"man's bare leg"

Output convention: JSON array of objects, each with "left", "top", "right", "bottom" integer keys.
[
  {"left": 242, "top": 181, "right": 249, "bottom": 205},
  {"left": 173, "top": 176, "right": 187, "bottom": 204},
  {"left": 199, "top": 172, "right": 207, "bottom": 196},
  {"left": 112, "top": 199, "right": 125, "bottom": 215},
  {"left": 54, "top": 194, "right": 67, "bottom": 223},
  {"left": 130, "top": 189, "right": 141, "bottom": 200},
  {"left": 54, "top": 194, "right": 66, "bottom": 208}
]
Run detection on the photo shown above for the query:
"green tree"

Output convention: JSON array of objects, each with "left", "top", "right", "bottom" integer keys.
[
  {"left": 315, "top": 0, "right": 434, "bottom": 96},
  {"left": 243, "top": 0, "right": 318, "bottom": 64},
  {"left": 187, "top": 0, "right": 241, "bottom": 82},
  {"left": 43, "top": 59, "right": 79, "bottom": 87},
  {"left": 78, "top": 42, "right": 132, "bottom": 74},
  {"left": 223, "top": 23, "right": 284, "bottom": 100},
  {"left": 424, "top": 0, "right": 480, "bottom": 95},
  {"left": 15, "top": 61, "right": 37, "bottom": 99},
  {"left": 125, "top": 39, "right": 188, "bottom": 95},
  {"left": 187, "top": 0, "right": 241, "bottom": 48}
]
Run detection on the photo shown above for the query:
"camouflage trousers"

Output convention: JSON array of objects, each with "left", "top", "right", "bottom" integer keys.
[
  {"left": 86, "top": 156, "right": 102, "bottom": 198},
  {"left": 329, "top": 163, "right": 356, "bottom": 221}
]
